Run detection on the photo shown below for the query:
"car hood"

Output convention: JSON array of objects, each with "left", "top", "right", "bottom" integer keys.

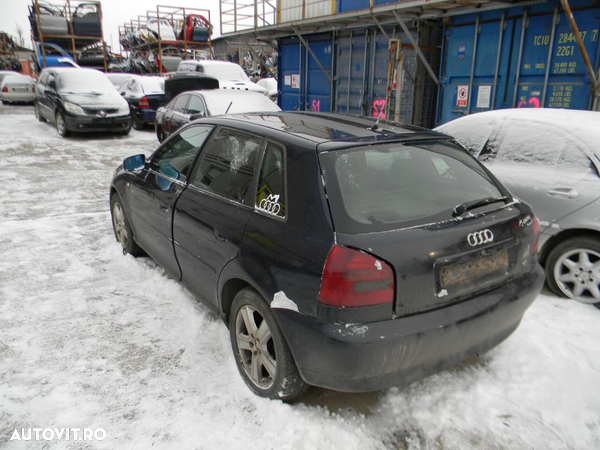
[{"left": 62, "top": 91, "right": 128, "bottom": 109}]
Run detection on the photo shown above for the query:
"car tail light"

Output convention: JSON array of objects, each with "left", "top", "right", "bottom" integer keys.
[
  {"left": 318, "top": 245, "right": 394, "bottom": 307},
  {"left": 532, "top": 214, "right": 540, "bottom": 254},
  {"left": 32, "top": 86, "right": 35, "bottom": 92},
  {"left": 138, "top": 96, "right": 150, "bottom": 109},
  {"left": 1, "top": 86, "right": 7, "bottom": 93}
]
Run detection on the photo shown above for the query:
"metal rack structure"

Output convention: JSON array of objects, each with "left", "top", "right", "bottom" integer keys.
[
  {"left": 118, "top": 5, "right": 213, "bottom": 74},
  {"left": 0, "top": 32, "right": 22, "bottom": 71},
  {"left": 30, "top": 0, "right": 109, "bottom": 71}
]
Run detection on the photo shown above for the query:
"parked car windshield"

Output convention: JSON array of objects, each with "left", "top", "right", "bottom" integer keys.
[
  {"left": 201, "top": 64, "right": 250, "bottom": 81},
  {"left": 57, "top": 70, "right": 115, "bottom": 94},
  {"left": 319, "top": 141, "right": 506, "bottom": 233}
]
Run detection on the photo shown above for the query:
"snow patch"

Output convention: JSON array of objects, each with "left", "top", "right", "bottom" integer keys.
[
  {"left": 374, "top": 260, "right": 382, "bottom": 271},
  {"left": 437, "top": 289, "right": 448, "bottom": 298},
  {"left": 271, "top": 291, "right": 299, "bottom": 312}
]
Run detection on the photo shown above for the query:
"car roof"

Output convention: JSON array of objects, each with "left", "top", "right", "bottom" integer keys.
[
  {"left": 199, "top": 112, "right": 449, "bottom": 150},
  {"left": 184, "top": 89, "right": 266, "bottom": 99}
]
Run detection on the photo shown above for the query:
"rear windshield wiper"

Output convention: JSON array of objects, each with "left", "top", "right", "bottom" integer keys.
[{"left": 452, "top": 196, "right": 508, "bottom": 217}]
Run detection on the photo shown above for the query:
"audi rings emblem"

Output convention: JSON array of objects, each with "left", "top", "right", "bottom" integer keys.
[
  {"left": 467, "top": 229, "right": 494, "bottom": 247},
  {"left": 258, "top": 194, "right": 281, "bottom": 216}
]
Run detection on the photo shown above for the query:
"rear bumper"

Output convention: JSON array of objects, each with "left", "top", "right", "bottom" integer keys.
[
  {"left": 273, "top": 265, "right": 545, "bottom": 392},
  {"left": 1, "top": 92, "right": 35, "bottom": 102},
  {"left": 133, "top": 109, "right": 156, "bottom": 123},
  {"left": 64, "top": 114, "right": 130, "bottom": 133}
]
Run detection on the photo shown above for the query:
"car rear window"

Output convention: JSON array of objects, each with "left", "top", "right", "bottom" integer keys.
[{"left": 318, "top": 140, "right": 506, "bottom": 233}]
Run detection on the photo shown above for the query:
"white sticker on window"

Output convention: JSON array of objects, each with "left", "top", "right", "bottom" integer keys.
[{"left": 257, "top": 194, "right": 281, "bottom": 216}]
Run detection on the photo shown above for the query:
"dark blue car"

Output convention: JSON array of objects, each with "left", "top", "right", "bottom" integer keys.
[
  {"left": 110, "top": 112, "right": 544, "bottom": 400},
  {"left": 118, "top": 75, "right": 165, "bottom": 130}
]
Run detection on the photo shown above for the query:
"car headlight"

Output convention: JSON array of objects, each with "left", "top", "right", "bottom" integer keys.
[
  {"left": 63, "top": 102, "right": 85, "bottom": 115},
  {"left": 118, "top": 103, "right": 130, "bottom": 115}
]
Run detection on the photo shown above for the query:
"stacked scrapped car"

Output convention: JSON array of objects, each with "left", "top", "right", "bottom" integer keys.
[{"left": 110, "top": 112, "right": 544, "bottom": 400}]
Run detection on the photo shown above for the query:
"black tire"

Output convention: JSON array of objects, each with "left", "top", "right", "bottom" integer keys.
[
  {"left": 229, "top": 288, "right": 309, "bottom": 401},
  {"left": 545, "top": 235, "right": 600, "bottom": 307},
  {"left": 35, "top": 103, "right": 46, "bottom": 122},
  {"left": 55, "top": 111, "right": 69, "bottom": 137},
  {"left": 110, "top": 195, "right": 144, "bottom": 257},
  {"left": 132, "top": 116, "right": 144, "bottom": 130},
  {"left": 2, "top": 100, "right": 8, "bottom": 105}
]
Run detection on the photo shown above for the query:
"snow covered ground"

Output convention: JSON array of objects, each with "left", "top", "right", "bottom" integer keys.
[{"left": 0, "top": 103, "right": 599, "bottom": 450}]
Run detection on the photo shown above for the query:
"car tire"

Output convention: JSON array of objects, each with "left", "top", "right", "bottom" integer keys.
[
  {"left": 110, "top": 195, "right": 144, "bottom": 257},
  {"left": 546, "top": 236, "right": 600, "bottom": 307},
  {"left": 35, "top": 103, "right": 46, "bottom": 122},
  {"left": 55, "top": 111, "right": 69, "bottom": 137},
  {"left": 229, "top": 288, "right": 309, "bottom": 401},
  {"left": 132, "top": 116, "right": 144, "bottom": 130}
]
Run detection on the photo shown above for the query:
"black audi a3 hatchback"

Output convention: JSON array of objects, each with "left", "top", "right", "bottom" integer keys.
[{"left": 109, "top": 112, "right": 544, "bottom": 400}]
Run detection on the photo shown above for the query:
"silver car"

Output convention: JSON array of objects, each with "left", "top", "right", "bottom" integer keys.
[{"left": 436, "top": 108, "right": 600, "bottom": 307}]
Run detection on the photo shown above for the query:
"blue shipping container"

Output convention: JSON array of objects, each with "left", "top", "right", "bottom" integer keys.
[{"left": 437, "top": 0, "right": 600, "bottom": 125}]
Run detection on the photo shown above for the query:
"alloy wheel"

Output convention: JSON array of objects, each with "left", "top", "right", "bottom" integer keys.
[
  {"left": 554, "top": 248, "right": 600, "bottom": 303},
  {"left": 112, "top": 201, "right": 129, "bottom": 250},
  {"left": 235, "top": 305, "right": 277, "bottom": 390},
  {"left": 56, "top": 113, "right": 67, "bottom": 136}
]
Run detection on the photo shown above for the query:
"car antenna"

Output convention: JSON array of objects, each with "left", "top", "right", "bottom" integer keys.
[
  {"left": 370, "top": 110, "right": 384, "bottom": 131},
  {"left": 225, "top": 101, "right": 233, "bottom": 114}
]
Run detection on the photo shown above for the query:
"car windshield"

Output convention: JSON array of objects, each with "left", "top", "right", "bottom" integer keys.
[
  {"left": 204, "top": 94, "right": 280, "bottom": 115},
  {"left": 319, "top": 141, "right": 506, "bottom": 233},
  {"left": 201, "top": 64, "right": 250, "bottom": 81},
  {"left": 140, "top": 77, "right": 165, "bottom": 95},
  {"left": 57, "top": 71, "right": 115, "bottom": 94}
]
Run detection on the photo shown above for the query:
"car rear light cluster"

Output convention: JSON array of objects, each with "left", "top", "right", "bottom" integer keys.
[
  {"left": 318, "top": 245, "right": 394, "bottom": 307},
  {"left": 1, "top": 86, "right": 7, "bottom": 93},
  {"left": 138, "top": 97, "right": 150, "bottom": 109}
]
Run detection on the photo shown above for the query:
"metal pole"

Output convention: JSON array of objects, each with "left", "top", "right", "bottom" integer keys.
[
  {"left": 467, "top": 16, "right": 480, "bottom": 114},
  {"left": 292, "top": 27, "right": 333, "bottom": 83},
  {"left": 512, "top": 9, "right": 528, "bottom": 108},
  {"left": 395, "top": 46, "right": 404, "bottom": 122},
  {"left": 560, "top": 0, "right": 600, "bottom": 107},
  {"left": 361, "top": 30, "right": 369, "bottom": 116},
  {"left": 393, "top": 11, "right": 439, "bottom": 85},
  {"left": 347, "top": 30, "right": 353, "bottom": 113},
  {"left": 491, "top": 13, "right": 505, "bottom": 109},
  {"left": 542, "top": 6, "right": 559, "bottom": 107}
]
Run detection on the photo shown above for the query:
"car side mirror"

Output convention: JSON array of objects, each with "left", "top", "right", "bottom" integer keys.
[
  {"left": 123, "top": 154, "right": 146, "bottom": 172},
  {"left": 190, "top": 112, "right": 205, "bottom": 121},
  {"left": 120, "top": 92, "right": 126, "bottom": 96},
  {"left": 48, "top": 80, "right": 56, "bottom": 90}
]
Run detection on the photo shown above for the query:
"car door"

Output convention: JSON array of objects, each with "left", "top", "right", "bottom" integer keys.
[
  {"left": 173, "top": 126, "right": 264, "bottom": 305},
  {"left": 127, "top": 125, "right": 214, "bottom": 278},
  {"left": 483, "top": 119, "right": 599, "bottom": 230},
  {"left": 39, "top": 70, "right": 58, "bottom": 121},
  {"left": 167, "top": 94, "right": 191, "bottom": 137}
]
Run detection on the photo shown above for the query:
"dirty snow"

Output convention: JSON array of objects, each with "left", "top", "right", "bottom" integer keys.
[{"left": 1, "top": 104, "right": 600, "bottom": 449}]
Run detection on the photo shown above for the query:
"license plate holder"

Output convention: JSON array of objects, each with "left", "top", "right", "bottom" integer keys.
[{"left": 440, "top": 249, "right": 509, "bottom": 289}]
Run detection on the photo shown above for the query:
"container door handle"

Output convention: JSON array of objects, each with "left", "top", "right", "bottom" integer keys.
[{"left": 547, "top": 187, "right": 579, "bottom": 199}]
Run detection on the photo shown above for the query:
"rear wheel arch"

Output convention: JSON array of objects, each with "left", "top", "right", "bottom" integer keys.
[{"left": 220, "top": 278, "right": 252, "bottom": 323}]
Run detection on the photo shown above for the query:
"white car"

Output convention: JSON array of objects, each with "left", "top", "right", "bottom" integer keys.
[
  {"left": 257, "top": 78, "right": 278, "bottom": 102},
  {"left": 1, "top": 74, "right": 36, "bottom": 104},
  {"left": 176, "top": 60, "right": 268, "bottom": 96}
]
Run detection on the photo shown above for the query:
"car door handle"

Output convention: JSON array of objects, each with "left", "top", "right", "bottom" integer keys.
[
  {"left": 214, "top": 226, "right": 229, "bottom": 242},
  {"left": 547, "top": 188, "right": 579, "bottom": 199}
]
